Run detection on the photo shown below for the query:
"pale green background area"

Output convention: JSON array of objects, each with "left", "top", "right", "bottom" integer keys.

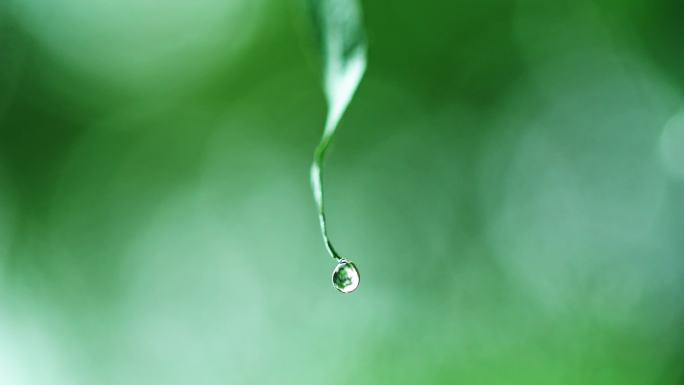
[{"left": 1, "top": 0, "right": 684, "bottom": 384}]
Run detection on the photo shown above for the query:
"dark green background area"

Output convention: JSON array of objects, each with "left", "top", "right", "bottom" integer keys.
[{"left": 1, "top": 0, "right": 683, "bottom": 384}]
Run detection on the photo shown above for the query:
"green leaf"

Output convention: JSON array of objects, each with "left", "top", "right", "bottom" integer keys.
[{"left": 309, "top": 0, "right": 367, "bottom": 262}]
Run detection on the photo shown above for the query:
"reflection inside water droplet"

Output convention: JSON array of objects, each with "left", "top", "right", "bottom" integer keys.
[{"left": 332, "top": 260, "right": 360, "bottom": 293}]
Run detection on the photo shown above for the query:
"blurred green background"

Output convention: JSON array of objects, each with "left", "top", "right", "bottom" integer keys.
[{"left": 1, "top": 0, "right": 684, "bottom": 384}]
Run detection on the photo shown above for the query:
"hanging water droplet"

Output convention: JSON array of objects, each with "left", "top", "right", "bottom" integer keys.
[{"left": 332, "top": 260, "right": 360, "bottom": 293}]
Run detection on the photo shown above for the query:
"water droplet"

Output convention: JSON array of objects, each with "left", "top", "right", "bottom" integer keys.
[{"left": 332, "top": 260, "right": 360, "bottom": 293}]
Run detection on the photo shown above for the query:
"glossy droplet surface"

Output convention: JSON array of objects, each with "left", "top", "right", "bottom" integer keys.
[{"left": 332, "top": 260, "right": 360, "bottom": 293}]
